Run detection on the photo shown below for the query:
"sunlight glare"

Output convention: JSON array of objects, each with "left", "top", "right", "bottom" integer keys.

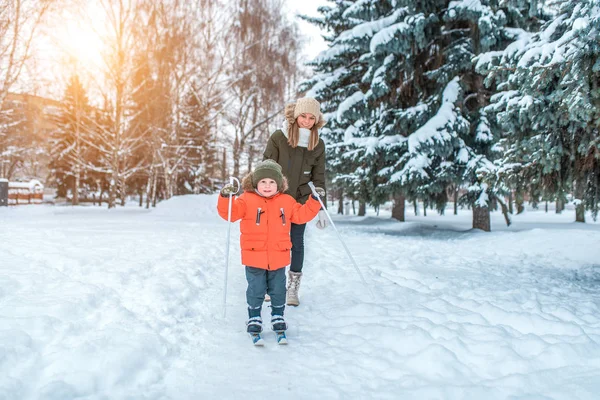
[{"left": 61, "top": 19, "right": 105, "bottom": 70}]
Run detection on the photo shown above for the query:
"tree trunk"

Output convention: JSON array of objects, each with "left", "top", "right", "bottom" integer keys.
[
  {"left": 151, "top": 170, "right": 158, "bottom": 207},
  {"left": 337, "top": 190, "right": 343, "bottom": 215},
  {"left": 73, "top": 165, "right": 80, "bottom": 206},
  {"left": 358, "top": 200, "right": 365, "bottom": 216},
  {"left": 515, "top": 191, "right": 525, "bottom": 214},
  {"left": 163, "top": 170, "right": 172, "bottom": 200},
  {"left": 574, "top": 175, "right": 586, "bottom": 223},
  {"left": 232, "top": 135, "right": 241, "bottom": 178},
  {"left": 120, "top": 180, "right": 126, "bottom": 206},
  {"left": 221, "top": 148, "right": 227, "bottom": 181},
  {"left": 453, "top": 188, "right": 458, "bottom": 215},
  {"left": 413, "top": 199, "right": 418, "bottom": 216},
  {"left": 555, "top": 198, "right": 563, "bottom": 214},
  {"left": 146, "top": 167, "right": 153, "bottom": 209},
  {"left": 473, "top": 205, "right": 491, "bottom": 231},
  {"left": 508, "top": 192, "right": 514, "bottom": 214},
  {"left": 391, "top": 194, "right": 405, "bottom": 222},
  {"left": 109, "top": 173, "right": 117, "bottom": 209}
]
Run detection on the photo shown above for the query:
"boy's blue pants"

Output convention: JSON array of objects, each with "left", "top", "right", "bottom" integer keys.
[{"left": 245, "top": 266, "right": 286, "bottom": 318}]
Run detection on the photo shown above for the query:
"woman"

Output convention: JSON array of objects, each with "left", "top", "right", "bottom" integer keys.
[{"left": 263, "top": 97, "right": 328, "bottom": 306}]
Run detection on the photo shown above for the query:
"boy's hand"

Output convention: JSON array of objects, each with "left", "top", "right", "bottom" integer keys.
[{"left": 220, "top": 184, "right": 238, "bottom": 196}]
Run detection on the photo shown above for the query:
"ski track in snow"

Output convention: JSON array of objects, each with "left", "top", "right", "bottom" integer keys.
[{"left": 1, "top": 195, "right": 600, "bottom": 399}]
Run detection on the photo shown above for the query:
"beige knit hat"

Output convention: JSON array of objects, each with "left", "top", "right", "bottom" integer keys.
[
  {"left": 251, "top": 159, "right": 284, "bottom": 189},
  {"left": 293, "top": 97, "right": 321, "bottom": 120}
]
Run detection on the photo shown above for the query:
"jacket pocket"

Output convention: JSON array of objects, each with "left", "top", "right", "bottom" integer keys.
[
  {"left": 274, "top": 240, "right": 292, "bottom": 251},
  {"left": 241, "top": 240, "right": 267, "bottom": 251}
]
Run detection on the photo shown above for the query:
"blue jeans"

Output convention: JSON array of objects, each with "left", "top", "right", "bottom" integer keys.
[
  {"left": 245, "top": 266, "right": 286, "bottom": 318},
  {"left": 290, "top": 223, "right": 306, "bottom": 273}
]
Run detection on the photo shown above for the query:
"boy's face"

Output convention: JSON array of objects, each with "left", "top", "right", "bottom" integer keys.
[{"left": 257, "top": 178, "right": 278, "bottom": 197}]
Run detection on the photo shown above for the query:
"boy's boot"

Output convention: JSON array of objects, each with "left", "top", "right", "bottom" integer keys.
[
  {"left": 247, "top": 307, "right": 263, "bottom": 333},
  {"left": 246, "top": 316, "right": 263, "bottom": 333},
  {"left": 271, "top": 315, "right": 288, "bottom": 332},
  {"left": 286, "top": 271, "right": 302, "bottom": 306}
]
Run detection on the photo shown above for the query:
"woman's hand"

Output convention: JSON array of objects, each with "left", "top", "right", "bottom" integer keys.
[{"left": 315, "top": 210, "right": 329, "bottom": 229}]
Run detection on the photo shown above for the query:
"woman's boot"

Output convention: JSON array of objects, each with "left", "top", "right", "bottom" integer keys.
[{"left": 286, "top": 271, "right": 302, "bottom": 306}]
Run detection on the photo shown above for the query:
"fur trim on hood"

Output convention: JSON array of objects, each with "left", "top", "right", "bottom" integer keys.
[{"left": 241, "top": 171, "right": 289, "bottom": 194}]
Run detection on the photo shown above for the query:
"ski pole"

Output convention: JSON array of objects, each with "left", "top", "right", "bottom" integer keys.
[
  {"left": 223, "top": 176, "right": 241, "bottom": 318},
  {"left": 308, "top": 181, "right": 374, "bottom": 298}
]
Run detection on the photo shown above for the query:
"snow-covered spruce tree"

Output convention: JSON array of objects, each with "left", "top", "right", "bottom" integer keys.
[
  {"left": 307, "top": 0, "right": 543, "bottom": 229},
  {"left": 301, "top": 0, "right": 378, "bottom": 215},
  {"left": 444, "top": 0, "right": 546, "bottom": 228},
  {"left": 478, "top": 0, "right": 600, "bottom": 222},
  {"left": 331, "top": 1, "right": 475, "bottom": 222},
  {"left": 49, "top": 74, "right": 92, "bottom": 203}
]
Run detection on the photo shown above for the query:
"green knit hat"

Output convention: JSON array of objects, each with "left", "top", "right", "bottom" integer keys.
[{"left": 252, "top": 159, "right": 283, "bottom": 189}]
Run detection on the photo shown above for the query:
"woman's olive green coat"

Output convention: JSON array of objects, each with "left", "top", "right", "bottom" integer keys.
[{"left": 263, "top": 130, "right": 326, "bottom": 204}]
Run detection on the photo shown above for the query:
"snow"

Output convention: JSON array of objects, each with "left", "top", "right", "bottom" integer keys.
[
  {"left": 370, "top": 21, "right": 410, "bottom": 54},
  {"left": 336, "top": 91, "right": 365, "bottom": 122},
  {"left": 304, "top": 68, "right": 346, "bottom": 99},
  {"left": 2, "top": 195, "right": 600, "bottom": 399},
  {"left": 407, "top": 78, "right": 461, "bottom": 153},
  {"left": 7, "top": 179, "right": 43, "bottom": 190},
  {"left": 572, "top": 17, "right": 589, "bottom": 31},
  {"left": 312, "top": 44, "right": 353, "bottom": 65},
  {"left": 340, "top": 7, "right": 408, "bottom": 42},
  {"left": 449, "top": 0, "right": 484, "bottom": 13}
]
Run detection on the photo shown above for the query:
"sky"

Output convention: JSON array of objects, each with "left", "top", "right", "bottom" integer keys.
[
  {"left": 289, "top": 0, "right": 330, "bottom": 61},
  {"left": 1, "top": 195, "right": 600, "bottom": 399}
]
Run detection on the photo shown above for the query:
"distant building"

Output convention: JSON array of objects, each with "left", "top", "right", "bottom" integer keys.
[{"left": 0, "top": 92, "right": 61, "bottom": 181}]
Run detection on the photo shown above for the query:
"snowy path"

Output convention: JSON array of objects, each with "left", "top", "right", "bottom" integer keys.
[{"left": 1, "top": 195, "right": 600, "bottom": 399}]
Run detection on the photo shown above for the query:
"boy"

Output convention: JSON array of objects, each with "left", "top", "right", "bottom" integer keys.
[{"left": 217, "top": 160, "right": 321, "bottom": 343}]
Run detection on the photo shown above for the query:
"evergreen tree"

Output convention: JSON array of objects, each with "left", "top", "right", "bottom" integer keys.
[
  {"left": 478, "top": 0, "right": 600, "bottom": 222},
  {"left": 302, "top": 1, "right": 395, "bottom": 215},
  {"left": 445, "top": 0, "right": 547, "bottom": 228},
  {"left": 49, "top": 74, "right": 91, "bottom": 202},
  {"left": 178, "top": 82, "right": 219, "bottom": 194},
  {"left": 305, "top": 0, "right": 544, "bottom": 229}
]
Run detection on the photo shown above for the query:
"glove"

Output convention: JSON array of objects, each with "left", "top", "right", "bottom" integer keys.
[
  {"left": 314, "top": 187, "right": 326, "bottom": 198},
  {"left": 220, "top": 183, "right": 237, "bottom": 196},
  {"left": 315, "top": 210, "right": 329, "bottom": 230}
]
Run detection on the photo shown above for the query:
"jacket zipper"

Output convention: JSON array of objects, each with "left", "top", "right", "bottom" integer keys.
[
  {"left": 256, "top": 207, "right": 262, "bottom": 225},
  {"left": 280, "top": 208, "right": 286, "bottom": 226}
]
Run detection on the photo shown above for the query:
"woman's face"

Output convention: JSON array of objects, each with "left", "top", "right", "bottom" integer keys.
[{"left": 297, "top": 113, "right": 316, "bottom": 129}]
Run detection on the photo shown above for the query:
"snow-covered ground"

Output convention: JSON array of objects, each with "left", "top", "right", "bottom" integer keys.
[{"left": 1, "top": 195, "right": 600, "bottom": 399}]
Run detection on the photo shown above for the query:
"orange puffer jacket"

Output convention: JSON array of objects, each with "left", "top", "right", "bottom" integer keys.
[{"left": 217, "top": 191, "right": 321, "bottom": 270}]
